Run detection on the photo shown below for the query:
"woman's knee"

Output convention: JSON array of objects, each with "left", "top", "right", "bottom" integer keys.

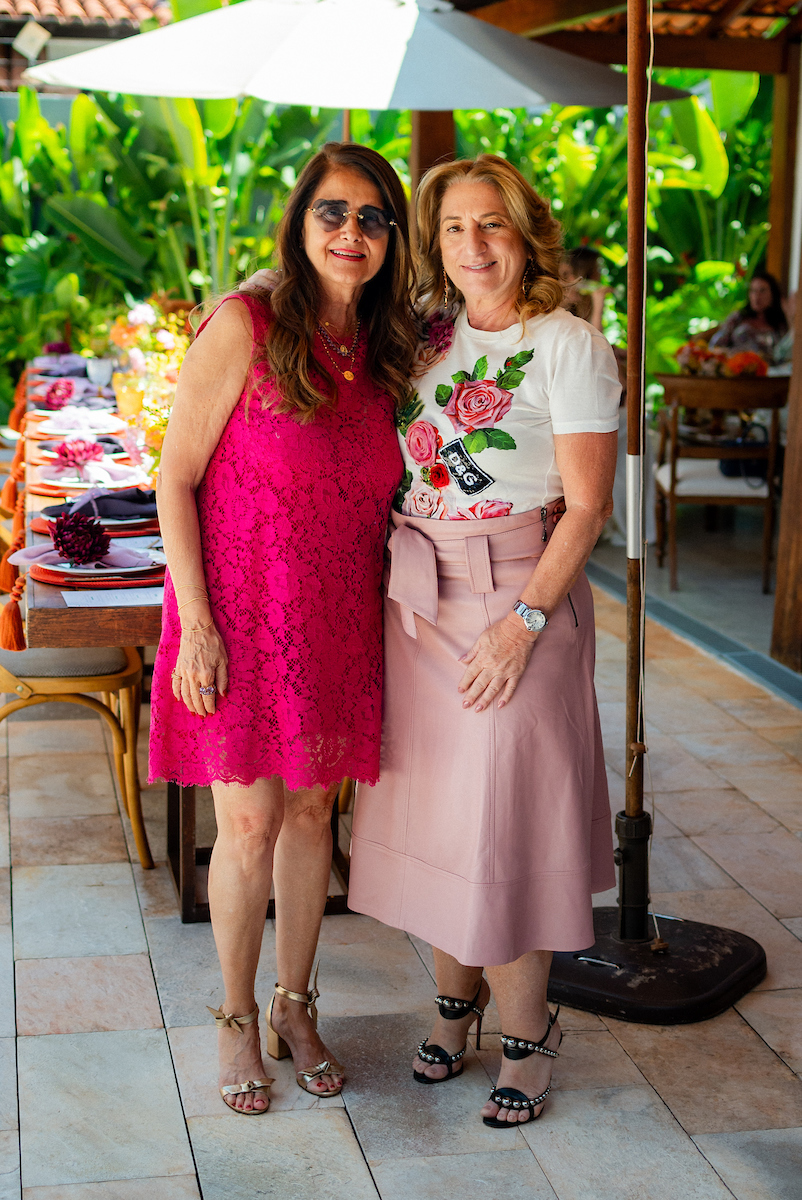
[
  {"left": 217, "top": 807, "right": 281, "bottom": 860},
  {"left": 283, "top": 792, "right": 335, "bottom": 832}
]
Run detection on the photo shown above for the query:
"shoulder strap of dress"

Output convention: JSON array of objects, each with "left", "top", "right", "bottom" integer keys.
[{"left": 195, "top": 292, "right": 272, "bottom": 346}]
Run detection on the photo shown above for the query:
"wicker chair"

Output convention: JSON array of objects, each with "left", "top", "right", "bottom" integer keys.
[{"left": 0, "top": 645, "right": 153, "bottom": 869}]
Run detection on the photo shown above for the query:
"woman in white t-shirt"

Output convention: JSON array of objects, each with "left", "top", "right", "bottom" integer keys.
[{"left": 348, "top": 155, "right": 620, "bottom": 1127}]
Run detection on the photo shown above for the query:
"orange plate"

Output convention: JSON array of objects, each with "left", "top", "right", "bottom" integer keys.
[
  {"left": 29, "top": 517, "right": 160, "bottom": 538},
  {"left": 28, "top": 563, "right": 165, "bottom": 590}
]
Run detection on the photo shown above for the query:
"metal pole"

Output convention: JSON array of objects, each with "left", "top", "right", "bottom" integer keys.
[{"left": 617, "top": 0, "right": 652, "bottom": 941}]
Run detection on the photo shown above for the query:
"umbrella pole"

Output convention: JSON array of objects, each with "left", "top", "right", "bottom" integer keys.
[
  {"left": 619, "top": 0, "right": 651, "bottom": 943},
  {"left": 545, "top": 0, "right": 767, "bottom": 1022},
  {"left": 342, "top": 110, "right": 351, "bottom": 142}
]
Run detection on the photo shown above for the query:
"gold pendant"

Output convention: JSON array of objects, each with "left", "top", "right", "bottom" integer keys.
[
  {"left": 343, "top": 370, "right": 355, "bottom": 381},
  {"left": 339, "top": 345, "right": 348, "bottom": 355}
]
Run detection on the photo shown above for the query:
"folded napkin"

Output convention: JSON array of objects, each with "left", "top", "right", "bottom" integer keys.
[
  {"left": 30, "top": 354, "right": 89, "bottom": 377},
  {"left": 38, "top": 460, "right": 149, "bottom": 488},
  {"left": 36, "top": 407, "right": 124, "bottom": 433},
  {"left": 39, "top": 436, "right": 125, "bottom": 454},
  {"left": 9, "top": 543, "right": 155, "bottom": 570},
  {"left": 42, "top": 488, "right": 158, "bottom": 520}
]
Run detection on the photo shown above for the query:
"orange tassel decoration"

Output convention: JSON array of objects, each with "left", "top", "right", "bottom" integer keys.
[
  {"left": 8, "top": 370, "right": 27, "bottom": 433},
  {"left": 0, "top": 576, "right": 26, "bottom": 651},
  {"left": 11, "top": 491, "right": 25, "bottom": 538},
  {"left": 9, "top": 432, "right": 24, "bottom": 474},
  {"left": 0, "top": 474, "right": 16, "bottom": 513},
  {"left": 0, "top": 528, "right": 24, "bottom": 593}
]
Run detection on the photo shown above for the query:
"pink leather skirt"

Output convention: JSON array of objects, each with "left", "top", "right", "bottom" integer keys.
[{"left": 347, "top": 503, "right": 615, "bottom": 967}]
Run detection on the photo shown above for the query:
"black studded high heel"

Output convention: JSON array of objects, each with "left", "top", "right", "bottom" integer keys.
[
  {"left": 483, "top": 1005, "right": 562, "bottom": 1127},
  {"left": 413, "top": 982, "right": 487, "bottom": 1085}
]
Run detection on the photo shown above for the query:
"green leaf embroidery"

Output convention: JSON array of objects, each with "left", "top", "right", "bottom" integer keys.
[
  {"left": 485, "top": 429, "right": 517, "bottom": 450},
  {"left": 471, "top": 355, "right": 488, "bottom": 381},
  {"left": 435, "top": 384, "right": 453, "bottom": 407},
  {"left": 496, "top": 369, "right": 526, "bottom": 389},
  {"left": 392, "top": 468, "right": 413, "bottom": 512},
  {"left": 505, "top": 349, "right": 534, "bottom": 370},
  {"left": 451, "top": 370, "right": 470, "bottom": 383},
  {"left": 463, "top": 430, "right": 488, "bottom": 454},
  {"left": 395, "top": 392, "right": 424, "bottom": 435}
]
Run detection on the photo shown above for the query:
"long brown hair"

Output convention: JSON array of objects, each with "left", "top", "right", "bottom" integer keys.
[
  {"left": 415, "top": 155, "right": 563, "bottom": 327},
  {"left": 257, "top": 143, "right": 417, "bottom": 421}
]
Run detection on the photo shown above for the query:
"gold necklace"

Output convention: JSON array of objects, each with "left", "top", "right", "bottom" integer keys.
[
  {"left": 317, "top": 319, "right": 360, "bottom": 381},
  {"left": 321, "top": 319, "right": 360, "bottom": 355}
]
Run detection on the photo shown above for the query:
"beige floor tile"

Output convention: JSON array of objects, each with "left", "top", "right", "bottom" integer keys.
[
  {"left": 188, "top": 1110, "right": 378, "bottom": 1200},
  {"left": 0, "top": 803, "right": 9, "bottom": 871},
  {"left": 131, "top": 861, "right": 178, "bottom": 920},
  {"left": 716, "top": 697, "right": 802, "bottom": 729},
  {"left": 10, "top": 816, "right": 128, "bottom": 867},
  {"left": 8, "top": 755, "right": 118, "bottom": 819},
  {"left": 655, "top": 789, "right": 778, "bottom": 837},
  {"left": 595, "top": 627, "right": 626, "bottom": 663},
  {"left": 0, "top": 870, "right": 9, "bottom": 925},
  {"left": 0, "top": 1129, "right": 20, "bottom": 1200},
  {"left": 643, "top": 687, "right": 744, "bottom": 735},
  {"left": 593, "top": 660, "right": 626, "bottom": 703},
  {"left": 0, "top": 927, "right": 14, "bottom": 1039},
  {"left": 519, "top": 1085, "right": 733, "bottom": 1200},
  {"left": 735, "top": 989, "right": 802, "bottom": 1075},
  {"left": 476, "top": 1029, "right": 645, "bottom": 1096},
  {"left": 674, "top": 730, "right": 789, "bottom": 769},
  {"left": 657, "top": 656, "right": 767, "bottom": 701},
  {"left": 651, "top": 889, "right": 802, "bottom": 992},
  {"left": 643, "top": 622, "right": 700, "bottom": 661},
  {"left": 167, "top": 1024, "right": 344, "bottom": 1118},
  {"left": 648, "top": 836, "right": 737, "bottom": 893},
  {"left": 709, "top": 762, "right": 802, "bottom": 831},
  {"left": 315, "top": 931, "right": 438, "bottom": 1018},
  {"left": 371, "top": 1148, "right": 556, "bottom": 1199},
  {"left": 761, "top": 725, "right": 802, "bottom": 763},
  {"left": 22, "top": 1178, "right": 200, "bottom": 1200},
  {"left": 604, "top": 1008, "right": 802, "bottom": 1134},
  {"left": 18, "top": 1029, "right": 194, "bottom": 1188},
  {"left": 8, "top": 719, "right": 106, "bottom": 757},
  {"left": 16, "top": 954, "right": 162, "bottom": 1036},
  {"left": 782, "top": 917, "right": 802, "bottom": 941},
  {"left": 692, "top": 1127, "right": 802, "bottom": 1200},
  {"left": 605, "top": 733, "right": 727, "bottom": 793},
  {"left": 13, "top": 864, "right": 146, "bottom": 961},
  {"left": 0, "top": 1041, "right": 17, "bottom": 1132},
  {"left": 693, "top": 829, "right": 802, "bottom": 918}
]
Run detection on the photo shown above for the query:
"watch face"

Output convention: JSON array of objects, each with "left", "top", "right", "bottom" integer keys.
[{"left": 523, "top": 608, "right": 546, "bottom": 632}]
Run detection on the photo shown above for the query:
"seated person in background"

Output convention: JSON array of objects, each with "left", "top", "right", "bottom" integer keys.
[
  {"left": 709, "top": 270, "right": 788, "bottom": 361},
  {"left": 559, "top": 247, "right": 609, "bottom": 333}
]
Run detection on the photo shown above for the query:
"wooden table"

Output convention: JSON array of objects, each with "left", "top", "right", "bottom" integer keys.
[{"left": 22, "top": 428, "right": 351, "bottom": 922}]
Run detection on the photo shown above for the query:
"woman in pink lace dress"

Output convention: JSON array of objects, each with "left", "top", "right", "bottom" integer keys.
[{"left": 149, "top": 144, "right": 416, "bottom": 1114}]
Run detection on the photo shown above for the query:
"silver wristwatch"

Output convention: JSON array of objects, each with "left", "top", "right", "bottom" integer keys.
[{"left": 512, "top": 601, "right": 548, "bottom": 633}]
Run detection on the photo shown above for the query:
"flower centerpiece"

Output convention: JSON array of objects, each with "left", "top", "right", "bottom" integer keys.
[
  {"left": 54, "top": 439, "right": 105, "bottom": 479},
  {"left": 42, "top": 379, "right": 75, "bottom": 410},
  {"left": 675, "top": 340, "right": 768, "bottom": 377}
]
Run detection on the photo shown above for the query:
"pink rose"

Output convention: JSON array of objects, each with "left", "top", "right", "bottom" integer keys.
[
  {"left": 455, "top": 498, "right": 514, "bottom": 520},
  {"left": 405, "top": 420, "right": 441, "bottom": 467},
  {"left": 444, "top": 379, "right": 513, "bottom": 434},
  {"left": 402, "top": 483, "right": 449, "bottom": 520}
]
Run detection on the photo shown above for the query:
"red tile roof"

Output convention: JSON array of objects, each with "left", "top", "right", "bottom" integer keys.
[{"left": 0, "top": 0, "right": 171, "bottom": 27}]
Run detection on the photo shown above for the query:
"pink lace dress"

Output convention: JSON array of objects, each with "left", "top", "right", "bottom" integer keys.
[{"left": 148, "top": 294, "right": 403, "bottom": 790}]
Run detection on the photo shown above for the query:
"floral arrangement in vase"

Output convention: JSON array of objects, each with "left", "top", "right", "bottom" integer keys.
[{"left": 675, "top": 340, "right": 768, "bottom": 378}]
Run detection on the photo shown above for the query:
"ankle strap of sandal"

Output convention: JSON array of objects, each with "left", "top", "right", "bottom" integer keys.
[
  {"left": 274, "top": 963, "right": 320, "bottom": 1022},
  {"left": 207, "top": 1004, "right": 259, "bottom": 1032},
  {"left": 500, "top": 1006, "right": 560, "bottom": 1061},
  {"left": 436, "top": 981, "right": 484, "bottom": 1021}
]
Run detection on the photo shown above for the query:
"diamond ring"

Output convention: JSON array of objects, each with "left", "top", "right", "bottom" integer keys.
[{"left": 199, "top": 684, "right": 216, "bottom": 696}]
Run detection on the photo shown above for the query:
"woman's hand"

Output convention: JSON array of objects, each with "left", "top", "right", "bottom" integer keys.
[
  {"left": 237, "top": 268, "right": 280, "bottom": 293},
  {"left": 172, "top": 624, "right": 229, "bottom": 717},
  {"left": 458, "top": 615, "right": 538, "bottom": 712}
]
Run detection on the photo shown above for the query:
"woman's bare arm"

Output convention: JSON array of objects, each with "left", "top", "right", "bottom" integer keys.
[
  {"left": 458, "top": 430, "right": 617, "bottom": 711},
  {"left": 157, "top": 298, "right": 252, "bottom": 716}
]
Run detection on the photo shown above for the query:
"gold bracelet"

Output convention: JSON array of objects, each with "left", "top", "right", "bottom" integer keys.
[
  {"left": 175, "top": 584, "right": 208, "bottom": 595},
  {"left": 181, "top": 618, "right": 214, "bottom": 634},
  {"left": 177, "top": 597, "right": 210, "bottom": 612}
]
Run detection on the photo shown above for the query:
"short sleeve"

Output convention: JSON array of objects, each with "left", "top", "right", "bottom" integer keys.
[{"left": 547, "top": 321, "right": 622, "bottom": 435}]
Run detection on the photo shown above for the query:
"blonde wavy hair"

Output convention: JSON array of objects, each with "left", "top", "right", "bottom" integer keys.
[{"left": 415, "top": 155, "right": 563, "bottom": 327}]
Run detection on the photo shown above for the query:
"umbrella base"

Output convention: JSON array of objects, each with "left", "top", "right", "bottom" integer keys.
[{"left": 547, "top": 907, "right": 766, "bottom": 1024}]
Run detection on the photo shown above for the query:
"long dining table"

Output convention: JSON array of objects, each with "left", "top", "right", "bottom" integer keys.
[{"left": 21, "top": 427, "right": 350, "bottom": 922}]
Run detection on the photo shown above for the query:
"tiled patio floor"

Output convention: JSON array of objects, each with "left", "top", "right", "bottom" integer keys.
[{"left": 2, "top": 585, "right": 802, "bottom": 1198}]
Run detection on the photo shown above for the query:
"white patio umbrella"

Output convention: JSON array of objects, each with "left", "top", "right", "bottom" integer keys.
[{"left": 24, "top": 0, "right": 682, "bottom": 107}]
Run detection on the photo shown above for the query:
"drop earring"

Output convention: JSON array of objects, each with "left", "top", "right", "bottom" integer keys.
[
  {"left": 442, "top": 266, "right": 450, "bottom": 309},
  {"left": 521, "top": 257, "right": 534, "bottom": 297}
]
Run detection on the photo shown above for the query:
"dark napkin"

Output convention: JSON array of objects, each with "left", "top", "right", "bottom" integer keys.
[{"left": 42, "top": 487, "right": 158, "bottom": 520}]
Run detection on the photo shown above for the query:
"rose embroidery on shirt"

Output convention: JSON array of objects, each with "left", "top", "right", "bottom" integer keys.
[{"left": 435, "top": 349, "right": 534, "bottom": 454}]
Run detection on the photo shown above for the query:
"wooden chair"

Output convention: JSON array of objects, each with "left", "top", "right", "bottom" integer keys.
[
  {"left": 653, "top": 375, "right": 788, "bottom": 593},
  {"left": 0, "top": 645, "right": 153, "bottom": 869}
]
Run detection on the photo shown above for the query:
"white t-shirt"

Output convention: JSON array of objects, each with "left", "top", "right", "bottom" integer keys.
[{"left": 394, "top": 306, "right": 621, "bottom": 520}]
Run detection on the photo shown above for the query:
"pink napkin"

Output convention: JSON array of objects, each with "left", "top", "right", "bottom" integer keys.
[
  {"left": 38, "top": 460, "right": 149, "bottom": 487},
  {"left": 9, "top": 544, "right": 155, "bottom": 570}
]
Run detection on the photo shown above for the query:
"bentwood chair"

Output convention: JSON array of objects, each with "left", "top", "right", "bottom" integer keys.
[
  {"left": 0, "top": 645, "right": 153, "bottom": 868},
  {"left": 653, "top": 374, "right": 788, "bottom": 593}
]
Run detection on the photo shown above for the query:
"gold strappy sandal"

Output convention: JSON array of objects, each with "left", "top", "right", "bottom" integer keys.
[
  {"left": 207, "top": 1004, "right": 274, "bottom": 1115},
  {"left": 265, "top": 967, "right": 344, "bottom": 1097}
]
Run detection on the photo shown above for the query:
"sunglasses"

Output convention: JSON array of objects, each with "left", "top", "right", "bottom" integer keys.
[{"left": 307, "top": 200, "right": 397, "bottom": 240}]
